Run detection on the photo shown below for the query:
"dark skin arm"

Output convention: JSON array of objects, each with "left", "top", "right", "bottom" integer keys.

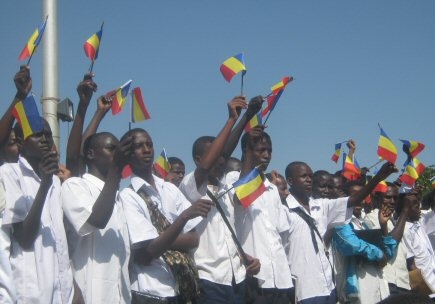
[
  {"left": 194, "top": 96, "right": 247, "bottom": 188},
  {"left": 347, "top": 162, "right": 397, "bottom": 208},
  {"left": 13, "top": 151, "right": 58, "bottom": 250},
  {"left": 0, "top": 66, "right": 32, "bottom": 147},
  {"left": 65, "top": 74, "right": 97, "bottom": 177},
  {"left": 86, "top": 136, "right": 132, "bottom": 229},
  {"left": 221, "top": 96, "right": 263, "bottom": 161},
  {"left": 134, "top": 199, "right": 213, "bottom": 265}
]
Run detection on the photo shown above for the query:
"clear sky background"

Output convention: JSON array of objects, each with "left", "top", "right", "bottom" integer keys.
[{"left": 1, "top": 1, "right": 434, "bottom": 180}]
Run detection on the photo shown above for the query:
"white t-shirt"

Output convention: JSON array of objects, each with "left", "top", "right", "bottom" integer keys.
[
  {"left": 119, "top": 174, "right": 201, "bottom": 297},
  {"left": 227, "top": 171, "right": 293, "bottom": 289},
  {"left": 0, "top": 156, "right": 73, "bottom": 304},
  {"left": 403, "top": 215, "right": 435, "bottom": 292},
  {"left": 179, "top": 171, "right": 245, "bottom": 285},
  {"left": 61, "top": 173, "right": 131, "bottom": 303},
  {"left": 285, "top": 194, "right": 349, "bottom": 301}
]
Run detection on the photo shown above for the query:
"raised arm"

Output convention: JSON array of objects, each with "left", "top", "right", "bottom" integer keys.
[
  {"left": 0, "top": 66, "right": 32, "bottom": 147},
  {"left": 86, "top": 135, "right": 132, "bottom": 229},
  {"left": 13, "top": 151, "right": 58, "bottom": 249},
  {"left": 193, "top": 96, "right": 247, "bottom": 188},
  {"left": 66, "top": 74, "right": 97, "bottom": 177},
  {"left": 347, "top": 162, "right": 397, "bottom": 208}
]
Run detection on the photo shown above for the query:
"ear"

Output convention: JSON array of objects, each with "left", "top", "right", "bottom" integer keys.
[
  {"left": 193, "top": 155, "right": 201, "bottom": 166},
  {"left": 286, "top": 176, "right": 293, "bottom": 187},
  {"left": 86, "top": 148, "right": 95, "bottom": 161}
]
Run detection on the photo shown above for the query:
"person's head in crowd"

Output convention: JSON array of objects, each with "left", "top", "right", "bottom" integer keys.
[
  {"left": 381, "top": 182, "right": 399, "bottom": 210},
  {"left": 192, "top": 135, "right": 226, "bottom": 182},
  {"left": 83, "top": 132, "right": 120, "bottom": 179},
  {"left": 20, "top": 119, "right": 55, "bottom": 162},
  {"left": 396, "top": 185, "right": 421, "bottom": 222},
  {"left": 422, "top": 189, "right": 435, "bottom": 211},
  {"left": 121, "top": 128, "right": 153, "bottom": 177},
  {"left": 225, "top": 156, "right": 241, "bottom": 174},
  {"left": 285, "top": 161, "right": 313, "bottom": 201},
  {"left": 312, "top": 170, "right": 331, "bottom": 199},
  {"left": 343, "top": 180, "right": 365, "bottom": 218},
  {"left": 266, "top": 171, "right": 289, "bottom": 203},
  {"left": 165, "top": 156, "right": 185, "bottom": 187},
  {"left": 240, "top": 127, "right": 272, "bottom": 173},
  {"left": 329, "top": 174, "right": 346, "bottom": 199},
  {"left": 0, "top": 123, "right": 21, "bottom": 165}
]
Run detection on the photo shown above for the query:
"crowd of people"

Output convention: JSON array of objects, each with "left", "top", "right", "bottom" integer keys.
[{"left": 0, "top": 66, "right": 434, "bottom": 304}]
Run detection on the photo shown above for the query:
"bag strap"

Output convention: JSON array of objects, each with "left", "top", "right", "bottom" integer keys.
[{"left": 290, "top": 207, "right": 323, "bottom": 253}]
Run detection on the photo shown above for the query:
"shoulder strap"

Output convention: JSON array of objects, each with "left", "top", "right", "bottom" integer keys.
[{"left": 290, "top": 207, "right": 322, "bottom": 253}]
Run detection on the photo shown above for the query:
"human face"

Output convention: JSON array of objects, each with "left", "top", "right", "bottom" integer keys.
[
  {"left": 312, "top": 174, "right": 331, "bottom": 199},
  {"left": 130, "top": 131, "right": 154, "bottom": 172},
  {"left": 167, "top": 163, "right": 185, "bottom": 187},
  {"left": 275, "top": 176, "right": 290, "bottom": 202},
  {"left": 250, "top": 138, "right": 272, "bottom": 172},
  {"left": 288, "top": 164, "right": 313, "bottom": 197},
  {"left": 91, "top": 134, "right": 119, "bottom": 175},
  {"left": 348, "top": 185, "right": 363, "bottom": 218},
  {"left": 22, "top": 120, "right": 54, "bottom": 161},
  {"left": 1, "top": 130, "right": 19, "bottom": 163},
  {"left": 330, "top": 176, "right": 345, "bottom": 199},
  {"left": 406, "top": 194, "right": 421, "bottom": 222},
  {"left": 382, "top": 186, "right": 399, "bottom": 209}
]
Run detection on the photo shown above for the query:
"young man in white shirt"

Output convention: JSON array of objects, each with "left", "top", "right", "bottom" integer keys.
[
  {"left": 1, "top": 119, "right": 74, "bottom": 303},
  {"left": 119, "top": 128, "right": 213, "bottom": 303},
  {"left": 228, "top": 127, "right": 294, "bottom": 304},
  {"left": 61, "top": 132, "right": 132, "bottom": 303},
  {"left": 284, "top": 161, "right": 396, "bottom": 303},
  {"left": 179, "top": 96, "right": 261, "bottom": 303}
]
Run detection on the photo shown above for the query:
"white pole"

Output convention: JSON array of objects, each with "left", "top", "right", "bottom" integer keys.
[{"left": 42, "top": 0, "right": 60, "bottom": 152}]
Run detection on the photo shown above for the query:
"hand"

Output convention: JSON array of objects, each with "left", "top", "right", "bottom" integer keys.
[
  {"left": 347, "top": 139, "right": 356, "bottom": 152},
  {"left": 245, "top": 254, "right": 261, "bottom": 276},
  {"left": 113, "top": 135, "right": 133, "bottom": 169},
  {"left": 227, "top": 96, "right": 247, "bottom": 121},
  {"left": 377, "top": 253, "right": 388, "bottom": 269},
  {"left": 245, "top": 96, "right": 263, "bottom": 119},
  {"left": 76, "top": 73, "right": 97, "bottom": 104},
  {"left": 57, "top": 163, "right": 71, "bottom": 183},
  {"left": 38, "top": 151, "right": 59, "bottom": 183},
  {"left": 184, "top": 199, "right": 213, "bottom": 219},
  {"left": 14, "top": 65, "right": 32, "bottom": 100},
  {"left": 96, "top": 95, "right": 112, "bottom": 113},
  {"left": 375, "top": 162, "right": 398, "bottom": 181},
  {"left": 378, "top": 203, "right": 393, "bottom": 226},
  {"left": 269, "top": 170, "right": 280, "bottom": 185}
]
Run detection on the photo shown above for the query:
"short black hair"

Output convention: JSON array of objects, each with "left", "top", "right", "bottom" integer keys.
[
  {"left": 313, "top": 170, "right": 330, "bottom": 184},
  {"left": 285, "top": 161, "right": 308, "bottom": 180},
  {"left": 168, "top": 156, "right": 184, "bottom": 167},
  {"left": 192, "top": 136, "right": 214, "bottom": 158},
  {"left": 83, "top": 132, "right": 116, "bottom": 165}
]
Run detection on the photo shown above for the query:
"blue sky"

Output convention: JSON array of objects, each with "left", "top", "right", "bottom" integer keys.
[{"left": 1, "top": 1, "right": 434, "bottom": 180}]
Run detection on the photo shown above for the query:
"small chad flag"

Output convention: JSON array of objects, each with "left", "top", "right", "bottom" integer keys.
[
  {"left": 19, "top": 17, "right": 48, "bottom": 61},
  {"left": 245, "top": 112, "right": 262, "bottom": 133},
  {"left": 374, "top": 180, "right": 388, "bottom": 193},
  {"left": 233, "top": 167, "right": 266, "bottom": 208},
  {"left": 154, "top": 149, "right": 171, "bottom": 178},
  {"left": 377, "top": 125, "right": 398, "bottom": 164},
  {"left": 331, "top": 143, "right": 342, "bottom": 163},
  {"left": 342, "top": 153, "right": 361, "bottom": 181},
  {"left": 111, "top": 80, "right": 132, "bottom": 115},
  {"left": 399, "top": 160, "right": 420, "bottom": 187},
  {"left": 83, "top": 23, "right": 104, "bottom": 62},
  {"left": 400, "top": 139, "right": 425, "bottom": 158},
  {"left": 430, "top": 176, "right": 435, "bottom": 189},
  {"left": 131, "top": 87, "right": 151, "bottom": 123},
  {"left": 262, "top": 76, "right": 293, "bottom": 118},
  {"left": 12, "top": 95, "right": 44, "bottom": 139},
  {"left": 220, "top": 53, "right": 246, "bottom": 82}
]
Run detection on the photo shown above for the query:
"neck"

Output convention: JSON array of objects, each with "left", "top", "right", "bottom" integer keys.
[
  {"left": 88, "top": 167, "right": 106, "bottom": 181},
  {"left": 133, "top": 167, "right": 155, "bottom": 188},
  {"left": 290, "top": 189, "right": 310, "bottom": 206}
]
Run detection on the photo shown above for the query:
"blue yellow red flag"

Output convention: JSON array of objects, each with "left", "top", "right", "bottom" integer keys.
[
  {"left": 131, "top": 87, "right": 151, "bottom": 123},
  {"left": 154, "top": 149, "right": 171, "bottom": 178},
  {"left": 19, "top": 17, "right": 48, "bottom": 61},
  {"left": 111, "top": 80, "right": 132, "bottom": 115},
  {"left": 83, "top": 23, "right": 104, "bottom": 61},
  {"left": 377, "top": 125, "right": 398, "bottom": 164},
  {"left": 12, "top": 95, "right": 44, "bottom": 139},
  {"left": 220, "top": 53, "right": 246, "bottom": 82},
  {"left": 233, "top": 167, "right": 266, "bottom": 208}
]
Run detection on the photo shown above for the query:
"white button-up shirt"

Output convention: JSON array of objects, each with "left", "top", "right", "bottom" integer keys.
[
  {"left": 227, "top": 171, "right": 293, "bottom": 289},
  {"left": 364, "top": 210, "right": 410, "bottom": 290},
  {"left": 119, "top": 174, "right": 201, "bottom": 297},
  {"left": 179, "top": 171, "right": 245, "bottom": 285},
  {"left": 403, "top": 213, "right": 435, "bottom": 292},
  {"left": 61, "top": 173, "right": 131, "bottom": 303},
  {"left": 0, "top": 156, "right": 73, "bottom": 304},
  {"left": 285, "top": 194, "right": 349, "bottom": 301}
]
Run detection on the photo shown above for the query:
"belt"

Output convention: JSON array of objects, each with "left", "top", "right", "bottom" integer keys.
[{"left": 131, "top": 290, "right": 183, "bottom": 304}]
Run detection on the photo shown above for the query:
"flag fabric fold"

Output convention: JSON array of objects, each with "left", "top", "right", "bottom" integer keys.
[
  {"left": 399, "top": 160, "right": 420, "bottom": 187},
  {"left": 342, "top": 153, "right": 361, "bottom": 181},
  {"left": 400, "top": 139, "right": 425, "bottom": 158},
  {"left": 374, "top": 180, "right": 388, "bottom": 193},
  {"left": 262, "top": 76, "right": 293, "bottom": 118},
  {"left": 12, "top": 95, "right": 44, "bottom": 139},
  {"left": 377, "top": 126, "right": 398, "bottom": 164},
  {"left": 131, "top": 87, "right": 151, "bottom": 123},
  {"left": 413, "top": 158, "right": 426, "bottom": 176},
  {"left": 244, "top": 112, "right": 262, "bottom": 133},
  {"left": 111, "top": 80, "right": 132, "bottom": 115},
  {"left": 233, "top": 167, "right": 266, "bottom": 208},
  {"left": 220, "top": 53, "right": 246, "bottom": 82},
  {"left": 84, "top": 23, "right": 103, "bottom": 61},
  {"left": 331, "top": 143, "right": 342, "bottom": 163},
  {"left": 154, "top": 149, "right": 171, "bottom": 178},
  {"left": 19, "top": 17, "right": 48, "bottom": 61}
]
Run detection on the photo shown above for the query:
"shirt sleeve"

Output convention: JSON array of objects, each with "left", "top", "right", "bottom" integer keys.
[
  {"left": 179, "top": 172, "right": 207, "bottom": 203},
  {"left": 171, "top": 186, "right": 201, "bottom": 233},
  {"left": 1, "top": 165, "right": 30, "bottom": 226},
  {"left": 423, "top": 211, "right": 435, "bottom": 236},
  {"left": 119, "top": 188, "right": 159, "bottom": 248},
  {"left": 61, "top": 178, "right": 96, "bottom": 236},
  {"left": 325, "top": 197, "right": 350, "bottom": 227}
]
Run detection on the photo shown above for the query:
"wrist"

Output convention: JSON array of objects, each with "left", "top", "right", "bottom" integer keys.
[{"left": 15, "top": 92, "right": 27, "bottom": 101}]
